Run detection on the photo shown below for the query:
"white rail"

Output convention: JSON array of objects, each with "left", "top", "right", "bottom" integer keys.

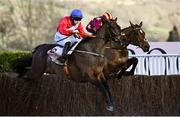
[{"left": 129, "top": 54, "right": 180, "bottom": 76}]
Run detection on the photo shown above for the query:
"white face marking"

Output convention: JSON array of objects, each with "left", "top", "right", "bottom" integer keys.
[
  {"left": 121, "top": 32, "right": 125, "bottom": 36},
  {"left": 139, "top": 29, "right": 143, "bottom": 33}
]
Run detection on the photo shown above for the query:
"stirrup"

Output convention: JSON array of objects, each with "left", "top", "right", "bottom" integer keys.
[{"left": 58, "top": 55, "right": 66, "bottom": 62}]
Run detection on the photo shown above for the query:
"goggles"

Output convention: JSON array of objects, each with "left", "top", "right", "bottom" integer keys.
[{"left": 73, "top": 17, "right": 82, "bottom": 21}]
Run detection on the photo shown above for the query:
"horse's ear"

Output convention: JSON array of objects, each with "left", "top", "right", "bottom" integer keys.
[
  {"left": 129, "top": 21, "right": 135, "bottom": 28},
  {"left": 139, "top": 21, "right": 143, "bottom": 27},
  {"left": 102, "top": 18, "right": 105, "bottom": 24},
  {"left": 102, "top": 18, "right": 108, "bottom": 24},
  {"left": 114, "top": 17, "right": 117, "bottom": 21}
]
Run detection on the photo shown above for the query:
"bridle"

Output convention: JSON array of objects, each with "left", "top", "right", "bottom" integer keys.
[
  {"left": 106, "top": 25, "right": 146, "bottom": 50},
  {"left": 107, "top": 23, "right": 130, "bottom": 49},
  {"left": 121, "top": 26, "right": 145, "bottom": 47},
  {"left": 128, "top": 26, "right": 148, "bottom": 48}
]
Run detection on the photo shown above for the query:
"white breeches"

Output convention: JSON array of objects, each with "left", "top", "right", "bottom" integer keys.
[{"left": 54, "top": 32, "right": 82, "bottom": 46}]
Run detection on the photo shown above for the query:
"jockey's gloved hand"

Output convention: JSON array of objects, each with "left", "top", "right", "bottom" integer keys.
[
  {"left": 73, "top": 30, "right": 79, "bottom": 34},
  {"left": 73, "top": 30, "right": 80, "bottom": 39}
]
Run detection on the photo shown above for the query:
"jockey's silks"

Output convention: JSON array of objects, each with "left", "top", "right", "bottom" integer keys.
[
  {"left": 86, "top": 16, "right": 103, "bottom": 34},
  {"left": 56, "top": 16, "right": 88, "bottom": 38}
]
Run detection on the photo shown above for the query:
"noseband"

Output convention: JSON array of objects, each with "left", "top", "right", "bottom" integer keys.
[{"left": 109, "top": 28, "right": 129, "bottom": 48}]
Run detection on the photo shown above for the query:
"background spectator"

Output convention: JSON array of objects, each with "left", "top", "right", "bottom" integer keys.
[{"left": 167, "top": 26, "right": 180, "bottom": 42}]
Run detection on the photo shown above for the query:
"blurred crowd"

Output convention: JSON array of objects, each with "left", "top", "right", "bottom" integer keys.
[{"left": 167, "top": 26, "right": 180, "bottom": 42}]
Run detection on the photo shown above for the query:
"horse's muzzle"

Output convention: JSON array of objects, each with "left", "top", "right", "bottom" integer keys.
[{"left": 143, "top": 45, "right": 150, "bottom": 52}]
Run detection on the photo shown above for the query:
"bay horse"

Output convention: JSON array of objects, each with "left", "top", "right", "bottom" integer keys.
[
  {"left": 12, "top": 21, "right": 149, "bottom": 80},
  {"left": 14, "top": 18, "right": 122, "bottom": 111},
  {"left": 103, "top": 21, "right": 150, "bottom": 79}
]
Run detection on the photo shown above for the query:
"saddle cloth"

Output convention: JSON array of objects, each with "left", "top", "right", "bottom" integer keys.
[{"left": 47, "top": 39, "right": 82, "bottom": 64}]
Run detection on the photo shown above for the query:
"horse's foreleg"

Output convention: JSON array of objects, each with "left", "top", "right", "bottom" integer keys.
[
  {"left": 89, "top": 74, "right": 114, "bottom": 112},
  {"left": 123, "top": 57, "right": 138, "bottom": 76},
  {"left": 100, "top": 73, "right": 113, "bottom": 103},
  {"left": 101, "top": 79, "right": 113, "bottom": 109},
  {"left": 116, "top": 57, "right": 138, "bottom": 78},
  {"left": 127, "top": 57, "right": 138, "bottom": 75}
]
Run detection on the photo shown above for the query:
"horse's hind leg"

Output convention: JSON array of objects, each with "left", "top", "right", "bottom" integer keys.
[
  {"left": 89, "top": 74, "right": 114, "bottom": 112},
  {"left": 30, "top": 54, "right": 47, "bottom": 80}
]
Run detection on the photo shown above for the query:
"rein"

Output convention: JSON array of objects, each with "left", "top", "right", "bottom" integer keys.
[
  {"left": 73, "top": 50, "right": 104, "bottom": 57},
  {"left": 111, "top": 38, "right": 129, "bottom": 48},
  {"left": 70, "top": 32, "right": 123, "bottom": 58},
  {"left": 68, "top": 35, "right": 122, "bottom": 58},
  {"left": 68, "top": 20, "right": 124, "bottom": 58},
  {"left": 105, "top": 47, "right": 125, "bottom": 52}
]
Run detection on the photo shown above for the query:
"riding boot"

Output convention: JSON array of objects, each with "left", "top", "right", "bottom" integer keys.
[{"left": 61, "top": 42, "right": 71, "bottom": 61}]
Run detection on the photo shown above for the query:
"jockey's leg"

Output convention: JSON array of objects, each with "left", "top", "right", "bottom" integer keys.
[
  {"left": 62, "top": 42, "right": 71, "bottom": 59},
  {"left": 49, "top": 34, "right": 81, "bottom": 64}
]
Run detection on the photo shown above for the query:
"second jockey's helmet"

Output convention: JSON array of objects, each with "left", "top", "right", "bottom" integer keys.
[
  {"left": 70, "top": 9, "right": 83, "bottom": 19},
  {"left": 102, "top": 11, "right": 113, "bottom": 20}
]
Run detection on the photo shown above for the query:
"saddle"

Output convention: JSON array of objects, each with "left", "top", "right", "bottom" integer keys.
[{"left": 47, "top": 41, "right": 80, "bottom": 65}]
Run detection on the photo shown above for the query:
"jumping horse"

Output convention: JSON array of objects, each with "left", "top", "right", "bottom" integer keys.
[
  {"left": 13, "top": 18, "right": 122, "bottom": 111},
  {"left": 103, "top": 21, "right": 150, "bottom": 79},
  {"left": 10, "top": 20, "right": 149, "bottom": 110},
  {"left": 12, "top": 21, "right": 149, "bottom": 80}
]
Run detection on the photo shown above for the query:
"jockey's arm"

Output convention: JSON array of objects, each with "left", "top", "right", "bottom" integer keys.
[
  {"left": 78, "top": 24, "right": 96, "bottom": 38},
  {"left": 58, "top": 18, "right": 74, "bottom": 36}
]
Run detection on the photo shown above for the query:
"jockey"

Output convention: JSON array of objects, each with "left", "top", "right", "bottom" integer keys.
[
  {"left": 53, "top": 9, "right": 95, "bottom": 61},
  {"left": 86, "top": 11, "right": 113, "bottom": 34}
]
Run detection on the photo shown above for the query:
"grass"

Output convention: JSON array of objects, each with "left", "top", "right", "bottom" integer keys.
[{"left": 148, "top": 26, "right": 169, "bottom": 34}]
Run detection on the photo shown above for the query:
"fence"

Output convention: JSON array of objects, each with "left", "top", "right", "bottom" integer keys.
[{"left": 129, "top": 54, "right": 180, "bottom": 76}]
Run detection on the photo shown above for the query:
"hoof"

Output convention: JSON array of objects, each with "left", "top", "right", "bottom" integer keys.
[{"left": 106, "top": 105, "right": 114, "bottom": 112}]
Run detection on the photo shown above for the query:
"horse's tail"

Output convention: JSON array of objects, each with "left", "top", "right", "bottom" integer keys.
[
  {"left": 32, "top": 43, "right": 48, "bottom": 54},
  {"left": 30, "top": 43, "right": 58, "bottom": 80},
  {"left": 11, "top": 55, "right": 32, "bottom": 78}
]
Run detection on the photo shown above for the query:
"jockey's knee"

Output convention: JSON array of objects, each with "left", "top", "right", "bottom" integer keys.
[{"left": 64, "top": 42, "right": 71, "bottom": 48}]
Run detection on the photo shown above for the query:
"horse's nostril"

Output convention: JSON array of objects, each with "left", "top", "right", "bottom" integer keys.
[{"left": 145, "top": 45, "right": 150, "bottom": 51}]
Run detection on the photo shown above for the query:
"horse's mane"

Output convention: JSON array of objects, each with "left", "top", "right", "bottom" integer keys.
[
  {"left": 79, "top": 37, "right": 93, "bottom": 43},
  {"left": 74, "top": 19, "right": 118, "bottom": 49},
  {"left": 78, "top": 25, "right": 105, "bottom": 45},
  {"left": 79, "top": 21, "right": 108, "bottom": 45},
  {"left": 121, "top": 26, "right": 131, "bottom": 32}
]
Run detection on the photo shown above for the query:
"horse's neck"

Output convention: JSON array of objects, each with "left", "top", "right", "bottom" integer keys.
[
  {"left": 108, "top": 41, "right": 127, "bottom": 50},
  {"left": 79, "top": 25, "right": 109, "bottom": 54}
]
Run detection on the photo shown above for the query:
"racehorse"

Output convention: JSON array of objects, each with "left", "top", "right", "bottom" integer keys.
[
  {"left": 12, "top": 18, "right": 122, "bottom": 111},
  {"left": 12, "top": 21, "right": 149, "bottom": 80},
  {"left": 103, "top": 21, "right": 150, "bottom": 79}
]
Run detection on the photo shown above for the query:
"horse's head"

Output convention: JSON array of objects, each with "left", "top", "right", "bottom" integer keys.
[
  {"left": 122, "top": 21, "right": 150, "bottom": 52},
  {"left": 101, "top": 17, "right": 122, "bottom": 42}
]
